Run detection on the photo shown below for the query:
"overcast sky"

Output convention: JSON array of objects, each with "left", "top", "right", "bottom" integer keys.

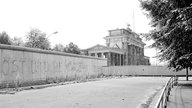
[{"left": 0, "top": 0, "right": 163, "bottom": 65}]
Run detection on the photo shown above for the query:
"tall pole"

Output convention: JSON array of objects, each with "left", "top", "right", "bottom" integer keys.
[
  {"left": 132, "top": 10, "right": 135, "bottom": 32},
  {"left": 186, "top": 67, "right": 188, "bottom": 81},
  {"left": 156, "top": 47, "right": 157, "bottom": 66}
]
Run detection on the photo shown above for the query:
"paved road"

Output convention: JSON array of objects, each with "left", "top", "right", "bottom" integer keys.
[{"left": 0, "top": 77, "right": 169, "bottom": 108}]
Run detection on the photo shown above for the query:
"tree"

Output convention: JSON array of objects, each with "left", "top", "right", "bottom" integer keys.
[
  {"left": 64, "top": 42, "right": 80, "bottom": 54},
  {"left": 53, "top": 43, "right": 65, "bottom": 52},
  {"left": 140, "top": 0, "right": 192, "bottom": 80},
  {"left": 25, "top": 28, "right": 50, "bottom": 50},
  {"left": 0, "top": 31, "right": 12, "bottom": 45},
  {"left": 11, "top": 37, "right": 24, "bottom": 46}
]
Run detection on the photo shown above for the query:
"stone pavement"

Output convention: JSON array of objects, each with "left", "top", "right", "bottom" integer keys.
[{"left": 167, "top": 77, "right": 192, "bottom": 108}]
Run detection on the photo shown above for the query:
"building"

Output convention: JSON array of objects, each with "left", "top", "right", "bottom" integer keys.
[{"left": 85, "top": 28, "right": 150, "bottom": 66}]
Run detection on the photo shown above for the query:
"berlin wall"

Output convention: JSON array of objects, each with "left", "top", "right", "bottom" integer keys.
[
  {"left": 102, "top": 66, "right": 192, "bottom": 76},
  {"left": 0, "top": 44, "right": 107, "bottom": 88}
]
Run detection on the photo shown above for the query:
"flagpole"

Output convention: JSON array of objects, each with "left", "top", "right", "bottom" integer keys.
[{"left": 132, "top": 10, "right": 135, "bottom": 32}]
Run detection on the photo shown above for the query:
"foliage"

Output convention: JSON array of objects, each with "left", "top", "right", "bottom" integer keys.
[
  {"left": 25, "top": 28, "right": 50, "bottom": 50},
  {"left": 64, "top": 42, "right": 80, "bottom": 54},
  {"left": 140, "top": 0, "right": 192, "bottom": 71},
  {"left": 53, "top": 43, "right": 65, "bottom": 52},
  {"left": 11, "top": 37, "right": 24, "bottom": 46},
  {"left": 0, "top": 31, "right": 12, "bottom": 45}
]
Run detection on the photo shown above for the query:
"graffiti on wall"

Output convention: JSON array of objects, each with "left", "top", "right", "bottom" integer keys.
[
  {"left": 0, "top": 46, "right": 106, "bottom": 88},
  {"left": 1, "top": 56, "right": 88, "bottom": 77},
  {"left": 2, "top": 57, "right": 25, "bottom": 76}
]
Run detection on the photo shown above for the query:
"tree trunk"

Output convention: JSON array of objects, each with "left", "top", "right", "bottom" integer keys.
[{"left": 186, "top": 68, "right": 188, "bottom": 81}]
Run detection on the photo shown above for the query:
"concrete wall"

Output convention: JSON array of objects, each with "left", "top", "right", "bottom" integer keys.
[
  {"left": 102, "top": 66, "right": 192, "bottom": 76},
  {"left": 0, "top": 44, "right": 107, "bottom": 88}
]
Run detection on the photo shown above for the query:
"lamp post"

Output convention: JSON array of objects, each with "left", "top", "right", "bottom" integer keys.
[
  {"left": 47, "top": 31, "right": 58, "bottom": 39},
  {"left": 46, "top": 31, "right": 58, "bottom": 50}
]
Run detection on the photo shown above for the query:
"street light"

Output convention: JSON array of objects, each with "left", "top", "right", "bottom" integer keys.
[{"left": 47, "top": 31, "right": 58, "bottom": 39}]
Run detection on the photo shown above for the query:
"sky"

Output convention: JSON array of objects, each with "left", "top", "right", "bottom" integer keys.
[{"left": 0, "top": 0, "right": 164, "bottom": 65}]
